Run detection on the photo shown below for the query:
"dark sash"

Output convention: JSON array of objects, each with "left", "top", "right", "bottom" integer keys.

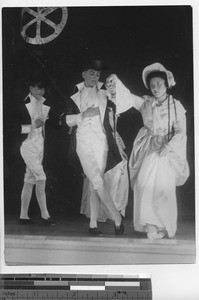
[{"left": 103, "top": 101, "right": 122, "bottom": 172}]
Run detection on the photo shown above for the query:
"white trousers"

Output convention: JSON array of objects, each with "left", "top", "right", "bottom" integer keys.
[
  {"left": 20, "top": 133, "right": 46, "bottom": 183},
  {"left": 76, "top": 116, "right": 108, "bottom": 190}
]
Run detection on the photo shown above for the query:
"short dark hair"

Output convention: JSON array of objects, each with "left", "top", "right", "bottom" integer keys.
[
  {"left": 28, "top": 73, "right": 47, "bottom": 89},
  {"left": 29, "top": 80, "right": 46, "bottom": 89},
  {"left": 81, "top": 59, "right": 108, "bottom": 72},
  {"left": 146, "top": 71, "right": 168, "bottom": 89}
]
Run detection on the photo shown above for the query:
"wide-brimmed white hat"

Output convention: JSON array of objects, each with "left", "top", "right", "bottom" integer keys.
[{"left": 142, "top": 62, "right": 176, "bottom": 89}]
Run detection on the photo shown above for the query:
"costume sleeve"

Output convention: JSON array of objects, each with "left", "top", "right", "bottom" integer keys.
[
  {"left": 20, "top": 103, "right": 31, "bottom": 134},
  {"left": 44, "top": 106, "right": 51, "bottom": 121},
  {"left": 166, "top": 101, "right": 187, "bottom": 156},
  {"left": 66, "top": 114, "right": 82, "bottom": 127},
  {"left": 165, "top": 100, "right": 190, "bottom": 186},
  {"left": 111, "top": 77, "right": 144, "bottom": 115},
  {"left": 63, "top": 96, "right": 82, "bottom": 127},
  {"left": 21, "top": 124, "right": 31, "bottom": 134}
]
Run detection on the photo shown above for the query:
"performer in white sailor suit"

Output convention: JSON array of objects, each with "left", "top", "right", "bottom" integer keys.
[
  {"left": 19, "top": 76, "right": 54, "bottom": 225},
  {"left": 64, "top": 59, "right": 129, "bottom": 236}
]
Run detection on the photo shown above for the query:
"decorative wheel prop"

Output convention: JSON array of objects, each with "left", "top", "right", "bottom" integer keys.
[{"left": 21, "top": 7, "right": 68, "bottom": 45}]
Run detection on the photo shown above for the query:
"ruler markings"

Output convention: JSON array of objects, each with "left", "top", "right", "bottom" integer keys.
[
  {"left": 34, "top": 281, "right": 69, "bottom": 286},
  {"left": 105, "top": 286, "right": 140, "bottom": 291},
  {"left": 70, "top": 286, "right": 105, "bottom": 291},
  {"left": 105, "top": 282, "right": 140, "bottom": 287},
  {"left": 69, "top": 282, "right": 104, "bottom": 286},
  {"left": 0, "top": 275, "right": 152, "bottom": 299}
]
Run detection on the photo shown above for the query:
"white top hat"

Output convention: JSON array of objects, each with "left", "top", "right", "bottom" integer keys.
[{"left": 142, "top": 62, "right": 176, "bottom": 89}]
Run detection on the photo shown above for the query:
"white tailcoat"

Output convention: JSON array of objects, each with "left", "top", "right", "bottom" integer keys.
[{"left": 66, "top": 82, "right": 129, "bottom": 219}]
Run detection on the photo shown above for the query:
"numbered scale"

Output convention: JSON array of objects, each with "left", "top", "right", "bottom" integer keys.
[{"left": 0, "top": 274, "right": 152, "bottom": 299}]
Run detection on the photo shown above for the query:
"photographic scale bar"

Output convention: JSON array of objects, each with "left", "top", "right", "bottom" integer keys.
[{"left": 0, "top": 274, "right": 152, "bottom": 299}]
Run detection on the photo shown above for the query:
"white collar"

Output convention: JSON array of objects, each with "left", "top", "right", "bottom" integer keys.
[
  {"left": 76, "top": 81, "right": 104, "bottom": 92},
  {"left": 25, "top": 93, "right": 45, "bottom": 104}
]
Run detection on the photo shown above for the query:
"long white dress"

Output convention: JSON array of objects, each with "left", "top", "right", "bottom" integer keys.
[{"left": 113, "top": 78, "right": 189, "bottom": 237}]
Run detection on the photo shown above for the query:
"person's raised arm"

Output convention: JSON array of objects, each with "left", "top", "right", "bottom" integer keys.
[{"left": 106, "top": 74, "right": 144, "bottom": 114}]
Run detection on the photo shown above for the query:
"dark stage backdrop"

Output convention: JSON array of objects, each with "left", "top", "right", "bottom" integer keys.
[{"left": 2, "top": 6, "right": 194, "bottom": 221}]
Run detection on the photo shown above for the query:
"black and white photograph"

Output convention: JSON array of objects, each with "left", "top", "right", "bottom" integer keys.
[{"left": 1, "top": 4, "right": 195, "bottom": 267}]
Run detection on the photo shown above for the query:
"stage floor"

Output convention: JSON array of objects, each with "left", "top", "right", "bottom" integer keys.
[{"left": 4, "top": 215, "right": 196, "bottom": 265}]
